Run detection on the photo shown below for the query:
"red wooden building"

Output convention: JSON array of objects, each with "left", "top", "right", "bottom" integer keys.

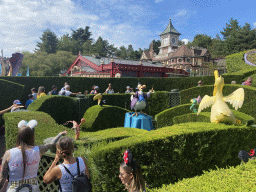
[{"left": 66, "top": 54, "right": 189, "bottom": 78}]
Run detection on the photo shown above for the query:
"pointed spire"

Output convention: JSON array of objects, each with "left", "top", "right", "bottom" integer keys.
[{"left": 160, "top": 19, "right": 181, "bottom": 36}]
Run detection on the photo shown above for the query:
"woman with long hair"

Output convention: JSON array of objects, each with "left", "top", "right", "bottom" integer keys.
[
  {"left": 37, "top": 86, "right": 46, "bottom": 99},
  {"left": 119, "top": 150, "right": 146, "bottom": 192},
  {"left": 43, "top": 137, "right": 90, "bottom": 192},
  {"left": 0, "top": 120, "right": 66, "bottom": 191}
]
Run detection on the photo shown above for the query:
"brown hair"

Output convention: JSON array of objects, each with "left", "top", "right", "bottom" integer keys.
[
  {"left": 56, "top": 137, "right": 74, "bottom": 159},
  {"left": 16, "top": 126, "right": 35, "bottom": 179},
  {"left": 120, "top": 160, "right": 145, "bottom": 191}
]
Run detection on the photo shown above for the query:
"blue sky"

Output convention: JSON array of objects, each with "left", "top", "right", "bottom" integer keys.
[{"left": 0, "top": 0, "right": 255, "bottom": 57}]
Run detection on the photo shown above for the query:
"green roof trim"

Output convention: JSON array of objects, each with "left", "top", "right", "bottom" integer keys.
[{"left": 160, "top": 19, "right": 181, "bottom": 36}]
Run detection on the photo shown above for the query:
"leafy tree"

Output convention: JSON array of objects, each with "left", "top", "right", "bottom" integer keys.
[
  {"left": 150, "top": 40, "right": 161, "bottom": 55},
  {"left": 220, "top": 18, "right": 241, "bottom": 40},
  {"left": 209, "top": 34, "right": 225, "bottom": 58},
  {"left": 116, "top": 46, "right": 127, "bottom": 59},
  {"left": 107, "top": 44, "right": 118, "bottom": 58},
  {"left": 82, "top": 40, "right": 94, "bottom": 56},
  {"left": 178, "top": 40, "right": 185, "bottom": 46},
  {"left": 127, "top": 44, "right": 134, "bottom": 60},
  {"left": 191, "top": 34, "right": 212, "bottom": 49},
  {"left": 58, "top": 34, "right": 73, "bottom": 52},
  {"left": 92, "top": 36, "right": 109, "bottom": 57},
  {"left": 36, "top": 29, "right": 59, "bottom": 54}
]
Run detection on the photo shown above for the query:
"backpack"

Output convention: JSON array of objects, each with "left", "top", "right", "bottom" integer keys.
[{"left": 60, "top": 157, "right": 92, "bottom": 192}]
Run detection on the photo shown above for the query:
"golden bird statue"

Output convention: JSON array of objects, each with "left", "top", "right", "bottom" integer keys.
[{"left": 197, "top": 70, "right": 244, "bottom": 124}]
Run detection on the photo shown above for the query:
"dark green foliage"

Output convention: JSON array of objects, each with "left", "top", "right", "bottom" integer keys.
[
  {"left": 36, "top": 29, "right": 59, "bottom": 54},
  {"left": 173, "top": 111, "right": 254, "bottom": 126},
  {"left": 28, "top": 96, "right": 79, "bottom": 124},
  {"left": 150, "top": 159, "right": 256, "bottom": 191},
  {"left": 155, "top": 104, "right": 211, "bottom": 128},
  {"left": 81, "top": 105, "right": 130, "bottom": 132},
  {"left": 3, "top": 111, "right": 74, "bottom": 150},
  {"left": 0, "top": 79, "right": 24, "bottom": 126},
  {"left": 75, "top": 122, "right": 256, "bottom": 191}
]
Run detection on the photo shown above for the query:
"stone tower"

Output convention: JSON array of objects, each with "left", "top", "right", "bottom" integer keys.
[{"left": 157, "top": 18, "right": 181, "bottom": 58}]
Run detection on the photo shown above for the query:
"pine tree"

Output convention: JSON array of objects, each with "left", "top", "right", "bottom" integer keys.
[{"left": 36, "top": 29, "right": 59, "bottom": 54}]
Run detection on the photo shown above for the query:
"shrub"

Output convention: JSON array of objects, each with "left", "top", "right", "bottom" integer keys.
[
  {"left": 28, "top": 95, "right": 79, "bottom": 124},
  {"left": 75, "top": 122, "right": 256, "bottom": 192},
  {"left": 226, "top": 50, "right": 255, "bottom": 73},
  {"left": 3, "top": 111, "right": 74, "bottom": 150},
  {"left": 81, "top": 105, "right": 130, "bottom": 132},
  {"left": 0, "top": 79, "right": 24, "bottom": 126},
  {"left": 150, "top": 159, "right": 256, "bottom": 191},
  {"left": 173, "top": 111, "right": 254, "bottom": 126}
]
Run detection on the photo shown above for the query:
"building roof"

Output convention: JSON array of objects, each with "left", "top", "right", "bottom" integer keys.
[
  {"left": 171, "top": 45, "right": 193, "bottom": 58},
  {"left": 160, "top": 19, "right": 181, "bottom": 36},
  {"left": 83, "top": 55, "right": 164, "bottom": 67}
]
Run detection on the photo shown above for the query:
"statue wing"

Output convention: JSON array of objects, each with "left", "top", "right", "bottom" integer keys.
[
  {"left": 224, "top": 88, "right": 244, "bottom": 110},
  {"left": 197, "top": 95, "right": 215, "bottom": 115}
]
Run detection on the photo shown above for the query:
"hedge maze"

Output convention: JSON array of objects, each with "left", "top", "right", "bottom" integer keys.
[{"left": 2, "top": 50, "right": 256, "bottom": 191}]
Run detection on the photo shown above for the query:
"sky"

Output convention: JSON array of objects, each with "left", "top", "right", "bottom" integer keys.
[{"left": 0, "top": 0, "right": 256, "bottom": 57}]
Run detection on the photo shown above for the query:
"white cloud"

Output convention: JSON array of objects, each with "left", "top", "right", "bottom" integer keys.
[
  {"left": 155, "top": 0, "right": 164, "bottom": 3},
  {"left": 0, "top": 0, "right": 156, "bottom": 57},
  {"left": 174, "top": 9, "right": 188, "bottom": 17},
  {"left": 253, "top": 22, "right": 256, "bottom": 28},
  {"left": 181, "top": 39, "right": 189, "bottom": 45}
]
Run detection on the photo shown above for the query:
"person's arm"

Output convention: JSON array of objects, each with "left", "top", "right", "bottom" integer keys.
[
  {"left": 83, "top": 157, "right": 90, "bottom": 179},
  {"left": 70, "top": 92, "right": 81, "bottom": 95},
  {"left": 0, "top": 150, "right": 10, "bottom": 190},
  {"left": 38, "top": 131, "right": 67, "bottom": 156},
  {"left": 43, "top": 153, "right": 62, "bottom": 184},
  {"left": 0, "top": 104, "right": 17, "bottom": 115}
]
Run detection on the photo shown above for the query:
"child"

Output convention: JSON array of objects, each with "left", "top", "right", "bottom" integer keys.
[
  {"left": 25, "top": 94, "right": 34, "bottom": 109},
  {"left": 11, "top": 100, "right": 24, "bottom": 112},
  {"left": 31, "top": 88, "right": 37, "bottom": 100}
]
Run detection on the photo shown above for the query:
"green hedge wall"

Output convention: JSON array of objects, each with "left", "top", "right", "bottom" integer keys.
[
  {"left": 81, "top": 105, "right": 130, "bottom": 132},
  {"left": 28, "top": 95, "right": 79, "bottom": 124},
  {"left": 3, "top": 111, "right": 74, "bottom": 150},
  {"left": 180, "top": 84, "right": 256, "bottom": 118},
  {"left": 0, "top": 79, "right": 24, "bottom": 126},
  {"left": 155, "top": 104, "right": 211, "bottom": 128},
  {"left": 76, "top": 127, "right": 147, "bottom": 146},
  {"left": 226, "top": 50, "right": 255, "bottom": 73},
  {"left": 75, "top": 122, "right": 256, "bottom": 192},
  {"left": 150, "top": 159, "right": 256, "bottom": 191},
  {"left": 173, "top": 111, "right": 254, "bottom": 126}
]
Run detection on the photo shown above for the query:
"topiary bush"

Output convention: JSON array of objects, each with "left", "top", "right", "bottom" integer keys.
[
  {"left": 0, "top": 79, "right": 24, "bottom": 126},
  {"left": 75, "top": 122, "right": 256, "bottom": 192},
  {"left": 150, "top": 159, "right": 256, "bottom": 191},
  {"left": 3, "top": 111, "right": 74, "bottom": 150},
  {"left": 173, "top": 111, "right": 254, "bottom": 126},
  {"left": 28, "top": 95, "right": 79, "bottom": 124},
  {"left": 81, "top": 105, "right": 130, "bottom": 132}
]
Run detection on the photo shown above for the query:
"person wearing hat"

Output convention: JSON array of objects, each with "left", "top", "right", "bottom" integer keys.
[
  {"left": 90, "top": 86, "right": 99, "bottom": 94},
  {"left": 11, "top": 100, "right": 24, "bottom": 113},
  {"left": 125, "top": 86, "right": 132, "bottom": 94}
]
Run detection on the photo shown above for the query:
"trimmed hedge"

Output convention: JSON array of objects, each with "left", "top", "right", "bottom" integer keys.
[
  {"left": 0, "top": 79, "right": 25, "bottom": 126},
  {"left": 155, "top": 104, "right": 211, "bottom": 128},
  {"left": 3, "top": 111, "right": 74, "bottom": 150},
  {"left": 150, "top": 159, "right": 256, "bottom": 191},
  {"left": 81, "top": 105, "right": 130, "bottom": 132},
  {"left": 75, "top": 127, "right": 147, "bottom": 146},
  {"left": 28, "top": 95, "right": 79, "bottom": 124},
  {"left": 180, "top": 84, "right": 256, "bottom": 119},
  {"left": 226, "top": 50, "right": 255, "bottom": 73},
  {"left": 75, "top": 122, "right": 256, "bottom": 192},
  {"left": 173, "top": 111, "right": 254, "bottom": 126}
]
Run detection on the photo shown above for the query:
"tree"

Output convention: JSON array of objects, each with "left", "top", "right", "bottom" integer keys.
[
  {"left": 70, "top": 26, "right": 92, "bottom": 55},
  {"left": 209, "top": 34, "right": 225, "bottom": 58},
  {"left": 220, "top": 18, "right": 240, "bottom": 40},
  {"left": 82, "top": 40, "right": 94, "bottom": 56},
  {"left": 178, "top": 40, "right": 185, "bottom": 46},
  {"left": 151, "top": 40, "right": 161, "bottom": 55},
  {"left": 116, "top": 46, "right": 127, "bottom": 59},
  {"left": 36, "top": 29, "right": 59, "bottom": 54},
  {"left": 58, "top": 34, "right": 73, "bottom": 52},
  {"left": 127, "top": 44, "right": 134, "bottom": 60},
  {"left": 191, "top": 34, "right": 212, "bottom": 49},
  {"left": 107, "top": 44, "right": 118, "bottom": 58},
  {"left": 92, "top": 37, "right": 109, "bottom": 57}
]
